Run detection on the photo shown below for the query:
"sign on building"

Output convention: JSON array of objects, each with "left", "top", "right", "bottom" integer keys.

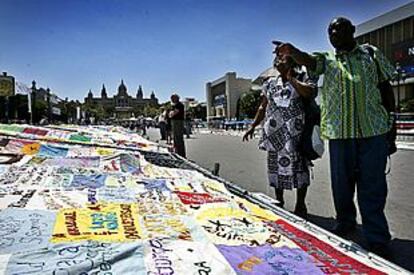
[
  {"left": 392, "top": 39, "right": 414, "bottom": 76},
  {"left": 0, "top": 74, "right": 15, "bottom": 97},
  {"left": 52, "top": 107, "right": 61, "bottom": 116}
]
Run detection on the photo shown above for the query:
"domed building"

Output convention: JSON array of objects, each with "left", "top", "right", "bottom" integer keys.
[{"left": 84, "top": 80, "right": 158, "bottom": 119}]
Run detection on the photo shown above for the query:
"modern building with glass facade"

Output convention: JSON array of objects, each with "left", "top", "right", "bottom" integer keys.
[
  {"left": 206, "top": 72, "right": 252, "bottom": 121},
  {"left": 355, "top": 2, "right": 414, "bottom": 108}
]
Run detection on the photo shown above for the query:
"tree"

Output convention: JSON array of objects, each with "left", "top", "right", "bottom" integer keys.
[
  {"left": 32, "top": 100, "right": 48, "bottom": 123},
  {"left": 239, "top": 90, "right": 261, "bottom": 119},
  {"left": 161, "top": 102, "right": 171, "bottom": 110},
  {"left": 187, "top": 103, "right": 207, "bottom": 120},
  {"left": 63, "top": 100, "right": 81, "bottom": 123},
  {"left": 83, "top": 103, "right": 107, "bottom": 122},
  {"left": 401, "top": 98, "right": 414, "bottom": 112},
  {"left": 143, "top": 105, "right": 160, "bottom": 118}
]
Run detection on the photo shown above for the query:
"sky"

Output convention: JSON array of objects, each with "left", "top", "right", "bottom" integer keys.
[{"left": 0, "top": 0, "right": 412, "bottom": 103}]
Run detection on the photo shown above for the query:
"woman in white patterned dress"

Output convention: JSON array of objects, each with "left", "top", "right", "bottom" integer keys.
[{"left": 243, "top": 52, "right": 316, "bottom": 217}]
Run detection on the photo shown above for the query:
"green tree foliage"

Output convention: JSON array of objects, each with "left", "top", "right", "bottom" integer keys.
[
  {"left": 239, "top": 90, "right": 261, "bottom": 119},
  {"left": 187, "top": 104, "right": 207, "bottom": 120},
  {"left": 143, "top": 105, "right": 160, "bottom": 118},
  {"left": 64, "top": 100, "right": 81, "bottom": 122},
  {"left": 32, "top": 100, "right": 48, "bottom": 123},
  {"left": 133, "top": 106, "right": 144, "bottom": 117},
  {"left": 0, "top": 95, "right": 30, "bottom": 122},
  {"left": 400, "top": 98, "right": 414, "bottom": 112}
]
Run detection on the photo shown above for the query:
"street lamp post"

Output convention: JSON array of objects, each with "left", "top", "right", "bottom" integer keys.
[
  {"left": 30, "top": 81, "right": 36, "bottom": 125},
  {"left": 396, "top": 63, "right": 401, "bottom": 112},
  {"left": 46, "top": 88, "right": 51, "bottom": 123},
  {"left": 395, "top": 63, "right": 407, "bottom": 112}
]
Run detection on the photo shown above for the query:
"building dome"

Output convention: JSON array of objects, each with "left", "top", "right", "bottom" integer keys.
[
  {"left": 101, "top": 84, "right": 107, "bottom": 98},
  {"left": 117, "top": 80, "right": 128, "bottom": 96},
  {"left": 136, "top": 85, "right": 143, "bottom": 99},
  {"left": 253, "top": 67, "right": 279, "bottom": 84}
]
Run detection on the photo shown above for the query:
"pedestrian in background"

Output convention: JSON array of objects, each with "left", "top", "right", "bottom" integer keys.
[
  {"left": 158, "top": 107, "right": 168, "bottom": 140},
  {"left": 169, "top": 93, "right": 186, "bottom": 157},
  {"left": 277, "top": 17, "right": 396, "bottom": 257},
  {"left": 185, "top": 111, "right": 192, "bottom": 138},
  {"left": 166, "top": 111, "right": 172, "bottom": 145}
]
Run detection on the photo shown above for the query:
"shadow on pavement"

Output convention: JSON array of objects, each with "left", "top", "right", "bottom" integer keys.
[{"left": 306, "top": 214, "right": 414, "bottom": 272}]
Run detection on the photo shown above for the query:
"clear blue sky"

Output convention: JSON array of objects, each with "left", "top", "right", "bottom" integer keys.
[{"left": 0, "top": 0, "right": 411, "bottom": 103}]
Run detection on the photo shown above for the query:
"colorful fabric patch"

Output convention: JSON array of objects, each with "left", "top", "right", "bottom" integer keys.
[
  {"left": 69, "top": 134, "right": 92, "bottom": 143},
  {"left": 196, "top": 207, "right": 287, "bottom": 247},
  {"left": 217, "top": 244, "right": 323, "bottom": 274},
  {"left": 269, "top": 220, "right": 386, "bottom": 274},
  {"left": 51, "top": 203, "right": 142, "bottom": 243},
  {"left": 144, "top": 239, "right": 236, "bottom": 275},
  {"left": 120, "top": 153, "right": 141, "bottom": 174},
  {"left": 0, "top": 189, "right": 37, "bottom": 209},
  {"left": 142, "top": 179, "right": 169, "bottom": 191},
  {"left": 5, "top": 241, "right": 145, "bottom": 274},
  {"left": 38, "top": 145, "right": 69, "bottom": 158},
  {"left": 4, "top": 139, "right": 36, "bottom": 153},
  {"left": 23, "top": 127, "right": 49, "bottom": 136},
  {"left": 140, "top": 215, "right": 205, "bottom": 241},
  {"left": 96, "top": 187, "right": 137, "bottom": 203},
  {"left": 175, "top": 191, "right": 227, "bottom": 205},
  {"left": 21, "top": 143, "right": 41, "bottom": 155},
  {"left": 42, "top": 156, "right": 100, "bottom": 168},
  {"left": 137, "top": 189, "right": 187, "bottom": 217},
  {"left": 0, "top": 124, "right": 25, "bottom": 133},
  {"left": 70, "top": 174, "right": 107, "bottom": 189},
  {"left": 0, "top": 208, "right": 56, "bottom": 254}
]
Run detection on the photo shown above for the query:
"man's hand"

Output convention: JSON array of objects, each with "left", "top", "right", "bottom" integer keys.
[{"left": 242, "top": 127, "right": 256, "bottom": 142}]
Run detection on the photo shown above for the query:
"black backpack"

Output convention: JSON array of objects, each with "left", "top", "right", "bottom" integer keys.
[
  {"left": 301, "top": 95, "right": 322, "bottom": 161},
  {"left": 295, "top": 70, "right": 322, "bottom": 162}
]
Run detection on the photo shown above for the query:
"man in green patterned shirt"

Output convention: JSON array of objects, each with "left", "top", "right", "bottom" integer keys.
[{"left": 275, "top": 17, "right": 395, "bottom": 257}]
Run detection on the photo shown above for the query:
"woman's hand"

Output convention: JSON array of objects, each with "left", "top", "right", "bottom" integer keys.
[{"left": 243, "top": 127, "right": 256, "bottom": 142}]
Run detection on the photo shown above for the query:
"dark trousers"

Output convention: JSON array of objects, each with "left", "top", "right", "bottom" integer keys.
[
  {"left": 159, "top": 122, "right": 167, "bottom": 140},
  {"left": 171, "top": 120, "right": 186, "bottom": 158},
  {"left": 329, "top": 134, "right": 391, "bottom": 245}
]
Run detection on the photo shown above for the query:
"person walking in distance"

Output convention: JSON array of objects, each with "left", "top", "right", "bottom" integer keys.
[
  {"left": 169, "top": 93, "right": 186, "bottom": 157},
  {"left": 158, "top": 107, "right": 168, "bottom": 140}
]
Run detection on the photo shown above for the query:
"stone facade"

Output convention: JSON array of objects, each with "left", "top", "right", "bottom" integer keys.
[{"left": 84, "top": 80, "right": 158, "bottom": 119}]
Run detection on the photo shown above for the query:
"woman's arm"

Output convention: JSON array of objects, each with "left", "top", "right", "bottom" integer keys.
[{"left": 243, "top": 95, "right": 268, "bottom": 141}]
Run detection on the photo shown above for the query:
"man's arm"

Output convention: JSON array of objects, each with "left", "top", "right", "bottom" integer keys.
[
  {"left": 370, "top": 45, "right": 397, "bottom": 113},
  {"left": 169, "top": 104, "right": 183, "bottom": 118},
  {"left": 379, "top": 81, "right": 396, "bottom": 113},
  {"left": 169, "top": 109, "right": 179, "bottom": 118}
]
